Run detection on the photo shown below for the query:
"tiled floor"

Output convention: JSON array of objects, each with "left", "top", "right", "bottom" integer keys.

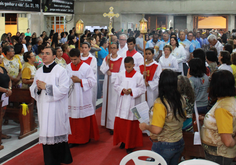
[{"left": 0, "top": 98, "right": 103, "bottom": 164}]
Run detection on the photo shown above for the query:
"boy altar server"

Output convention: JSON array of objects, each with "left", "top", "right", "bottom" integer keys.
[
  {"left": 66, "top": 49, "right": 99, "bottom": 147},
  {"left": 30, "top": 46, "right": 72, "bottom": 165},
  {"left": 139, "top": 48, "right": 162, "bottom": 108},
  {"left": 113, "top": 56, "right": 146, "bottom": 153},
  {"left": 80, "top": 42, "right": 97, "bottom": 109},
  {"left": 100, "top": 42, "right": 125, "bottom": 134},
  {"left": 125, "top": 37, "right": 144, "bottom": 70}
]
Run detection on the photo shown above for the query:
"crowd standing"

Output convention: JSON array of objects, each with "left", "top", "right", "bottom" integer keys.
[{"left": 1, "top": 26, "right": 236, "bottom": 165}]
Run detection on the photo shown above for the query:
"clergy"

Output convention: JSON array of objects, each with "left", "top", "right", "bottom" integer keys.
[
  {"left": 113, "top": 57, "right": 146, "bottom": 154},
  {"left": 139, "top": 48, "right": 162, "bottom": 108},
  {"left": 80, "top": 42, "right": 97, "bottom": 109},
  {"left": 100, "top": 42, "right": 125, "bottom": 134},
  {"left": 126, "top": 37, "right": 144, "bottom": 70},
  {"left": 29, "top": 46, "right": 72, "bottom": 165},
  {"left": 67, "top": 48, "right": 99, "bottom": 146}
]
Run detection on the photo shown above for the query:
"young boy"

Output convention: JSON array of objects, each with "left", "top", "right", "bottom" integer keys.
[
  {"left": 126, "top": 37, "right": 144, "bottom": 70},
  {"left": 139, "top": 48, "right": 162, "bottom": 108},
  {"left": 66, "top": 48, "right": 99, "bottom": 147},
  {"left": 80, "top": 42, "right": 97, "bottom": 109},
  {"left": 113, "top": 56, "right": 146, "bottom": 153},
  {"left": 100, "top": 42, "right": 124, "bottom": 134}
]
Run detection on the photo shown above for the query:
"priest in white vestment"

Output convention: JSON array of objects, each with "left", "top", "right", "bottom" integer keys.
[
  {"left": 66, "top": 48, "right": 99, "bottom": 146},
  {"left": 30, "top": 46, "right": 72, "bottom": 165}
]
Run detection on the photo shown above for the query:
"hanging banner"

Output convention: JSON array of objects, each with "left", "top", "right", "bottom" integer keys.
[
  {"left": 0, "top": 0, "right": 40, "bottom": 12},
  {"left": 43, "top": 0, "right": 74, "bottom": 14}
]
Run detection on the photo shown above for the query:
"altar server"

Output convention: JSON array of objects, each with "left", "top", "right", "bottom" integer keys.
[
  {"left": 113, "top": 56, "right": 146, "bottom": 153},
  {"left": 67, "top": 48, "right": 99, "bottom": 147},
  {"left": 139, "top": 48, "right": 162, "bottom": 108},
  {"left": 100, "top": 42, "right": 125, "bottom": 133}
]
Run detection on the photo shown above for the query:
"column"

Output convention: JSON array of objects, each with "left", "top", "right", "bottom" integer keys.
[
  {"left": 186, "top": 15, "right": 193, "bottom": 30},
  {"left": 228, "top": 14, "right": 235, "bottom": 32},
  {"left": 167, "top": 15, "right": 174, "bottom": 29}
]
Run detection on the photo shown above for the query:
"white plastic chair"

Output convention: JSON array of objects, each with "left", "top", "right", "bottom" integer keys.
[
  {"left": 119, "top": 150, "right": 167, "bottom": 165},
  {"left": 179, "top": 159, "right": 219, "bottom": 165}
]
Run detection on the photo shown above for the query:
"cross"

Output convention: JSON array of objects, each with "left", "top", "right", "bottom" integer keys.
[{"left": 103, "top": 7, "right": 119, "bottom": 35}]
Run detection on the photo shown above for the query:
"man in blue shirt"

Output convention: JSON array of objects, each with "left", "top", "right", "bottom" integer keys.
[
  {"left": 187, "top": 31, "right": 200, "bottom": 50},
  {"left": 145, "top": 33, "right": 163, "bottom": 60},
  {"left": 178, "top": 30, "right": 194, "bottom": 76},
  {"left": 32, "top": 37, "right": 43, "bottom": 55}
]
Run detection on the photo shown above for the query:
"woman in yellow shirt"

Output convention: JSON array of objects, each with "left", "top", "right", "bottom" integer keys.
[
  {"left": 21, "top": 51, "right": 36, "bottom": 89},
  {"left": 201, "top": 70, "right": 236, "bottom": 165},
  {"left": 230, "top": 52, "right": 236, "bottom": 85},
  {"left": 140, "top": 69, "right": 186, "bottom": 165}
]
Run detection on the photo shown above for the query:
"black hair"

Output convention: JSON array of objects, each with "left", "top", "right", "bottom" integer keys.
[
  {"left": 25, "top": 36, "right": 31, "bottom": 44},
  {"left": 23, "top": 51, "right": 33, "bottom": 62},
  {"left": 224, "top": 44, "right": 233, "bottom": 54},
  {"left": 220, "top": 50, "right": 231, "bottom": 65},
  {"left": 159, "top": 69, "right": 186, "bottom": 121},
  {"left": 14, "top": 43, "right": 23, "bottom": 54},
  {"left": 68, "top": 35, "right": 76, "bottom": 46},
  {"left": 170, "top": 32, "right": 177, "bottom": 38},
  {"left": 124, "top": 56, "right": 134, "bottom": 64},
  {"left": 99, "top": 37, "right": 107, "bottom": 47},
  {"left": 193, "top": 48, "right": 207, "bottom": 74},
  {"left": 52, "top": 33, "right": 59, "bottom": 47},
  {"left": 82, "top": 42, "right": 91, "bottom": 48},
  {"left": 127, "top": 37, "right": 136, "bottom": 44},
  {"left": 209, "top": 70, "right": 235, "bottom": 98},
  {"left": 43, "top": 46, "right": 56, "bottom": 56},
  {"left": 60, "top": 32, "right": 65, "bottom": 39},
  {"left": 170, "top": 37, "right": 179, "bottom": 47},
  {"left": 111, "top": 42, "right": 119, "bottom": 49},
  {"left": 43, "top": 36, "right": 50, "bottom": 44},
  {"left": 145, "top": 48, "right": 154, "bottom": 54},
  {"left": 206, "top": 50, "right": 218, "bottom": 63},
  {"left": 4, "top": 45, "right": 14, "bottom": 55},
  {"left": 70, "top": 48, "right": 80, "bottom": 57},
  {"left": 38, "top": 45, "right": 45, "bottom": 54},
  {"left": 189, "top": 58, "right": 204, "bottom": 77}
]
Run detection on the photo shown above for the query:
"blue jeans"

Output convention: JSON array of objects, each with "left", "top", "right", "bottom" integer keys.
[
  {"left": 197, "top": 106, "right": 208, "bottom": 114},
  {"left": 151, "top": 138, "right": 184, "bottom": 165},
  {"left": 183, "top": 63, "right": 188, "bottom": 76}
]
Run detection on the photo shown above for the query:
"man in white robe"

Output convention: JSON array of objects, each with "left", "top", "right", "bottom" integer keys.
[
  {"left": 100, "top": 42, "right": 125, "bottom": 134},
  {"left": 125, "top": 37, "right": 144, "bottom": 71},
  {"left": 30, "top": 46, "right": 72, "bottom": 165},
  {"left": 66, "top": 48, "right": 99, "bottom": 146},
  {"left": 80, "top": 42, "right": 97, "bottom": 109}
]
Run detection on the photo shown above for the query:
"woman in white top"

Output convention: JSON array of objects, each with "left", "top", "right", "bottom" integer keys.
[
  {"left": 218, "top": 50, "right": 233, "bottom": 73},
  {"left": 159, "top": 45, "right": 178, "bottom": 72},
  {"left": 170, "top": 37, "right": 186, "bottom": 75}
]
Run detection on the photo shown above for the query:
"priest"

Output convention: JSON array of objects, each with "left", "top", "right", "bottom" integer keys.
[{"left": 30, "top": 46, "right": 72, "bottom": 165}]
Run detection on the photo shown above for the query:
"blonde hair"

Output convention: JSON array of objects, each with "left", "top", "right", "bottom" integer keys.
[{"left": 164, "top": 45, "right": 172, "bottom": 52}]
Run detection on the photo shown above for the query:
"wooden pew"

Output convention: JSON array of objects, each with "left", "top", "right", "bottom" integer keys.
[
  {"left": 182, "top": 114, "right": 205, "bottom": 159},
  {"left": 0, "top": 100, "right": 4, "bottom": 150},
  {"left": 4, "top": 88, "right": 37, "bottom": 139}
]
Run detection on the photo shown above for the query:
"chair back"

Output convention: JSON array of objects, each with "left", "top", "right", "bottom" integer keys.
[
  {"left": 119, "top": 150, "right": 167, "bottom": 165},
  {"left": 178, "top": 159, "right": 219, "bottom": 165}
]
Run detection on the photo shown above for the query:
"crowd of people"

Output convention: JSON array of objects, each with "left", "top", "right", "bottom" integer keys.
[{"left": 0, "top": 26, "right": 236, "bottom": 165}]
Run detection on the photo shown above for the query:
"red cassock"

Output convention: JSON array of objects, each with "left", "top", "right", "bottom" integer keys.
[
  {"left": 113, "top": 69, "right": 144, "bottom": 149},
  {"left": 139, "top": 63, "right": 158, "bottom": 82},
  {"left": 68, "top": 62, "right": 99, "bottom": 144}
]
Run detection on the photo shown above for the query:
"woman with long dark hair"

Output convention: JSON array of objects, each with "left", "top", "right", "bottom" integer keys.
[
  {"left": 140, "top": 69, "right": 186, "bottom": 165},
  {"left": 188, "top": 58, "right": 209, "bottom": 114},
  {"left": 170, "top": 36, "right": 186, "bottom": 75},
  {"left": 51, "top": 33, "right": 59, "bottom": 48}
]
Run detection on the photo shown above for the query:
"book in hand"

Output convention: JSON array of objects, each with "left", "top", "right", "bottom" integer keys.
[{"left": 130, "top": 101, "right": 150, "bottom": 136}]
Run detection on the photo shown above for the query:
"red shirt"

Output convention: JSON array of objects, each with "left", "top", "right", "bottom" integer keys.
[{"left": 62, "top": 53, "right": 71, "bottom": 64}]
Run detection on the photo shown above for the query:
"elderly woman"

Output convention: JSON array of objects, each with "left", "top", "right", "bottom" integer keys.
[
  {"left": 159, "top": 45, "right": 178, "bottom": 72},
  {"left": 140, "top": 69, "right": 186, "bottom": 165},
  {"left": 21, "top": 51, "right": 36, "bottom": 89},
  {"left": 201, "top": 70, "right": 236, "bottom": 165},
  {"left": 218, "top": 50, "right": 233, "bottom": 73},
  {"left": 188, "top": 58, "right": 209, "bottom": 114}
]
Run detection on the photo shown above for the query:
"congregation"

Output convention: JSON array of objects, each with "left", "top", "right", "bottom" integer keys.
[{"left": 1, "top": 26, "right": 236, "bottom": 165}]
